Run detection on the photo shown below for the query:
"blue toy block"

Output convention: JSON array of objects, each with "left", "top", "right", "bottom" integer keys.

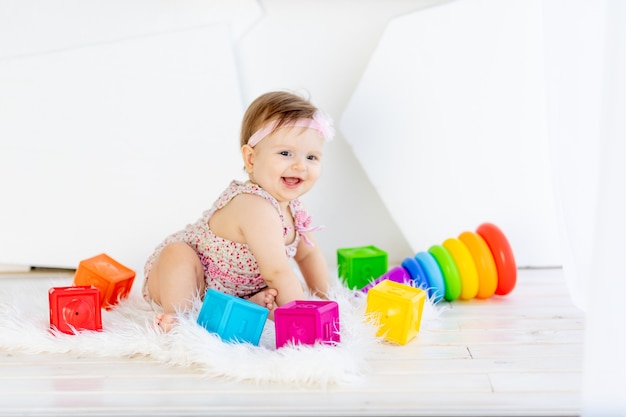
[
  {"left": 197, "top": 289, "right": 268, "bottom": 345},
  {"left": 337, "top": 245, "right": 388, "bottom": 290},
  {"left": 274, "top": 300, "right": 340, "bottom": 348}
]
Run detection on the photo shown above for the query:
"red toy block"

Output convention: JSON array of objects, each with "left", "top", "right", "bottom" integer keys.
[
  {"left": 73, "top": 253, "right": 135, "bottom": 308},
  {"left": 49, "top": 286, "right": 103, "bottom": 334},
  {"left": 274, "top": 300, "right": 340, "bottom": 348}
]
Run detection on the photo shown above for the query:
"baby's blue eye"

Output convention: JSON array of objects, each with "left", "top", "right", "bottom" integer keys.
[
  {"left": 307, "top": 155, "right": 318, "bottom": 161},
  {"left": 279, "top": 151, "right": 291, "bottom": 156}
]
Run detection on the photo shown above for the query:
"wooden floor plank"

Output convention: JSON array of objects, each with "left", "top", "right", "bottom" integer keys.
[
  {"left": 0, "top": 392, "right": 581, "bottom": 417},
  {"left": 489, "top": 371, "right": 583, "bottom": 392}
]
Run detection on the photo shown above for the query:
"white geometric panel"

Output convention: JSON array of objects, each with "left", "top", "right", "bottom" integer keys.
[
  {"left": 0, "top": 0, "right": 261, "bottom": 59},
  {"left": 0, "top": 24, "right": 246, "bottom": 275},
  {"left": 340, "top": 0, "right": 560, "bottom": 267}
]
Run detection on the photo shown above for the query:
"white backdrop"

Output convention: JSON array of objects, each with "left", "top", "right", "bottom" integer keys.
[
  {"left": 0, "top": 1, "right": 261, "bottom": 274},
  {"left": 1, "top": 0, "right": 450, "bottom": 273},
  {"left": 0, "top": 22, "right": 245, "bottom": 275},
  {"left": 543, "top": 1, "right": 626, "bottom": 415},
  {"left": 0, "top": 0, "right": 570, "bottom": 272},
  {"left": 340, "top": 0, "right": 560, "bottom": 268}
]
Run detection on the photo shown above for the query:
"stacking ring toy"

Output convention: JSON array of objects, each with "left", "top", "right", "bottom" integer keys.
[
  {"left": 401, "top": 256, "right": 429, "bottom": 291},
  {"left": 428, "top": 245, "right": 462, "bottom": 302},
  {"left": 458, "top": 231, "right": 498, "bottom": 299},
  {"left": 477, "top": 223, "right": 517, "bottom": 296},
  {"left": 415, "top": 251, "right": 445, "bottom": 303},
  {"left": 442, "top": 237, "right": 479, "bottom": 300},
  {"left": 344, "top": 223, "right": 515, "bottom": 304}
]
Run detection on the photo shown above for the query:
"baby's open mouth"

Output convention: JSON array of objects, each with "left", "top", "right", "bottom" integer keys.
[{"left": 282, "top": 177, "right": 302, "bottom": 186}]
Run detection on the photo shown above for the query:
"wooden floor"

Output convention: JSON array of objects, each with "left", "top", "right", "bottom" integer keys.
[{"left": 0, "top": 268, "right": 584, "bottom": 417}]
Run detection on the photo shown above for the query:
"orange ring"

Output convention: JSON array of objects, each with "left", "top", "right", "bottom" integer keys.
[
  {"left": 476, "top": 223, "right": 517, "bottom": 295},
  {"left": 443, "top": 237, "right": 479, "bottom": 300},
  {"left": 458, "top": 231, "right": 497, "bottom": 298}
]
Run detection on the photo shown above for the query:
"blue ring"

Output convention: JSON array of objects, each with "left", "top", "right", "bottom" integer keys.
[
  {"left": 415, "top": 251, "right": 445, "bottom": 303},
  {"left": 401, "top": 256, "right": 429, "bottom": 291}
]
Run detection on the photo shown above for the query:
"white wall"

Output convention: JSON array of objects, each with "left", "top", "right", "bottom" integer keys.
[
  {"left": 2, "top": 0, "right": 451, "bottom": 274},
  {"left": 0, "top": 0, "right": 561, "bottom": 277},
  {"left": 0, "top": 1, "right": 251, "bottom": 275},
  {"left": 234, "top": 0, "right": 455, "bottom": 267}
]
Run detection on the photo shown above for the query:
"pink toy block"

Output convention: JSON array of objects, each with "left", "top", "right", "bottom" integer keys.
[
  {"left": 49, "top": 285, "right": 103, "bottom": 334},
  {"left": 73, "top": 253, "right": 135, "bottom": 308},
  {"left": 365, "top": 279, "right": 426, "bottom": 345},
  {"left": 274, "top": 300, "right": 340, "bottom": 348}
]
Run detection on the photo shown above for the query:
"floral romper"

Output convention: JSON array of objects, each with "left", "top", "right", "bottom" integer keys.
[{"left": 142, "top": 180, "right": 320, "bottom": 301}]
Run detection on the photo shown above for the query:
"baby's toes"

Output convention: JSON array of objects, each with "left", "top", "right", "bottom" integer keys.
[{"left": 154, "top": 313, "right": 176, "bottom": 332}]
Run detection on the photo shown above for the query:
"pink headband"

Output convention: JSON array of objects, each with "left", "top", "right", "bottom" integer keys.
[{"left": 247, "top": 111, "right": 335, "bottom": 147}]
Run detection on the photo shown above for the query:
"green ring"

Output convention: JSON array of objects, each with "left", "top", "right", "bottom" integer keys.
[{"left": 428, "top": 244, "right": 462, "bottom": 301}]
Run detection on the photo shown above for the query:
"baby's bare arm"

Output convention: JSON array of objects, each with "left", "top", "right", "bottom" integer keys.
[
  {"left": 294, "top": 233, "right": 330, "bottom": 299},
  {"left": 237, "top": 196, "right": 306, "bottom": 306}
]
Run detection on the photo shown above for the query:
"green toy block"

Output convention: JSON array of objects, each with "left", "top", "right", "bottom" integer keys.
[{"left": 337, "top": 245, "right": 388, "bottom": 290}]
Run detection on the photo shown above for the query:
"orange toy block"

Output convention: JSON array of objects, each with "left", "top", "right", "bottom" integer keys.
[
  {"left": 365, "top": 279, "right": 426, "bottom": 345},
  {"left": 49, "top": 285, "right": 102, "bottom": 334},
  {"left": 73, "top": 253, "right": 135, "bottom": 308}
]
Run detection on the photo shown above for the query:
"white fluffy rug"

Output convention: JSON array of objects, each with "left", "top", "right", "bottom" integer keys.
[{"left": 0, "top": 276, "right": 435, "bottom": 386}]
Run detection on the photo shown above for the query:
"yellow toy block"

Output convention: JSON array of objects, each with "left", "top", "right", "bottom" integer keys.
[{"left": 365, "top": 279, "right": 426, "bottom": 345}]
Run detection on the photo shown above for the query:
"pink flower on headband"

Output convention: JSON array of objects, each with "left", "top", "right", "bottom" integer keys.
[{"left": 312, "top": 111, "right": 335, "bottom": 142}]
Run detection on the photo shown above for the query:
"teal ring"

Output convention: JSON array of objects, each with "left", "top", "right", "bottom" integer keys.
[{"left": 415, "top": 251, "right": 445, "bottom": 303}]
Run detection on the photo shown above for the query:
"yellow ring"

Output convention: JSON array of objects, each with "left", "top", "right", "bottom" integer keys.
[{"left": 443, "top": 237, "right": 479, "bottom": 300}]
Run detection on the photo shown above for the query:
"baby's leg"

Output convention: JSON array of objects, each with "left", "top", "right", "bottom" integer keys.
[{"left": 146, "top": 242, "right": 205, "bottom": 331}]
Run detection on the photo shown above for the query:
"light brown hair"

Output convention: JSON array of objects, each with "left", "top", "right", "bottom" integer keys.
[{"left": 240, "top": 91, "right": 319, "bottom": 148}]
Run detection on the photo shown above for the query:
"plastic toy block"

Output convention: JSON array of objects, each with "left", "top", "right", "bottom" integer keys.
[
  {"left": 73, "top": 253, "right": 135, "bottom": 308},
  {"left": 365, "top": 280, "right": 426, "bottom": 345},
  {"left": 274, "top": 300, "right": 340, "bottom": 348},
  {"left": 337, "top": 245, "right": 388, "bottom": 290},
  {"left": 197, "top": 289, "right": 268, "bottom": 345},
  {"left": 360, "top": 265, "right": 413, "bottom": 293},
  {"left": 49, "top": 285, "right": 103, "bottom": 334}
]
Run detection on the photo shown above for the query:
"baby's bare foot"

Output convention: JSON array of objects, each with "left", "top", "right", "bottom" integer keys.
[
  {"left": 248, "top": 287, "right": 278, "bottom": 310},
  {"left": 153, "top": 312, "right": 176, "bottom": 332}
]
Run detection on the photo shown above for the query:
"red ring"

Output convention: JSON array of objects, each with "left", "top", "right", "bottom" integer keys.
[{"left": 476, "top": 223, "right": 517, "bottom": 296}]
